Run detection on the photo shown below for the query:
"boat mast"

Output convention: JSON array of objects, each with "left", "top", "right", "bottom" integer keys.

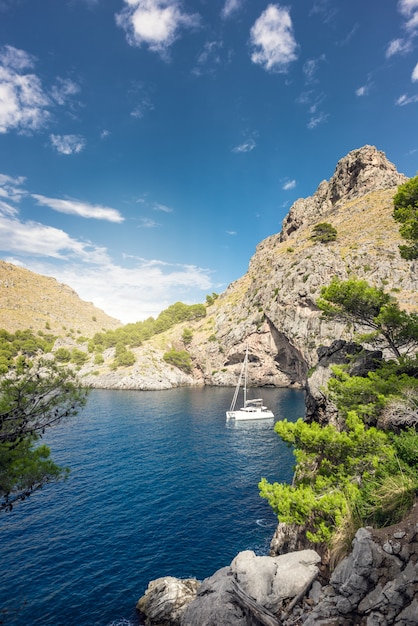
[{"left": 243, "top": 345, "right": 248, "bottom": 406}]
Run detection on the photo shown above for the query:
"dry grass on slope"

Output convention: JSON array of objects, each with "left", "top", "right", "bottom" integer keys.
[{"left": 0, "top": 261, "right": 121, "bottom": 337}]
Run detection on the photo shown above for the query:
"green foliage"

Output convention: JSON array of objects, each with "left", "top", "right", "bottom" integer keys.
[
  {"left": 327, "top": 362, "right": 418, "bottom": 422},
  {"left": 70, "top": 349, "right": 88, "bottom": 366},
  {"left": 260, "top": 410, "right": 405, "bottom": 545},
  {"left": 112, "top": 343, "right": 136, "bottom": 368},
  {"left": 0, "top": 358, "right": 88, "bottom": 511},
  {"left": 163, "top": 349, "right": 192, "bottom": 373},
  {"left": 94, "top": 353, "right": 104, "bottom": 365},
  {"left": 318, "top": 278, "right": 418, "bottom": 358},
  {"left": 310, "top": 222, "right": 337, "bottom": 243},
  {"left": 88, "top": 301, "right": 207, "bottom": 354},
  {"left": 182, "top": 328, "right": 193, "bottom": 345},
  {"left": 205, "top": 293, "right": 219, "bottom": 306},
  {"left": 393, "top": 175, "right": 418, "bottom": 259},
  {"left": 0, "top": 329, "right": 57, "bottom": 372},
  {"left": 54, "top": 347, "right": 72, "bottom": 362}
]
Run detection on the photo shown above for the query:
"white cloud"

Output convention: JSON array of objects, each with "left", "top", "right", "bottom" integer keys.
[
  {"left": 0, "top": 45, "right": 35, "bottom": 70},
  {"left": 131, "top": 96, "right": 154, "bottom": 118},
  {"left": 0, "top": 212, "right": 109, "bottom": 263},
  {"left": 399, "top": 0, "right": 418, "bottom": 31},
  {"left": 303, "top": 55, "right": 325, "bottom": 83},
  {"left": 139, "top": 217, "right": 159, "bottom": 227},
  {"left": 221, "top": 0, "right": 244, "bottom": 19},
  {"left": 386, "top": 1, "right": 418, "bottom": 58},
  {"left": 193, "top": 41, "right": 225, "bottom": 76},
  {"left": 307, "top": 111, "right": 329, "bottom": 129},
  {"left": 153, "top": 203, "right": 173, "bottom": 212},
  {"left": 386, "top": 37, "right": 413, "bottom": 58},
  {"left": 32, "top": 194, "right": 124, "bottom": 223},
  {"left": 226, "top": 230, "right": 237, "bottom": 235},
  {"left": 100, "top": 129, "right": 110, "bottom": 139},
  {"left": 0, "top": 173, "right": 213, "bottom": 322},
  {"left": 232, "top": 139, "right": 256, "bottom": 153},
  {"left": 0, "top": 46, "right": 80, "bottom": 135},
  {"left": 412, "top": 61, "right": 418, "bottom": 80},
  {"left": 250, "top": 4, "right": 298, "bottom": 73},
  {"left": 50, "top": 134, "right": 86, "bottom": 155},
  {"left": 282, "top": 179, "right": 296, "bottom": 190},
  {"left": 356, "top": 85, "right": 368, "bottom": 96},
  {"left": 14, "top": 257, "right": 213, "bottom": 323},
  {"left": 0, "top": 173, "right": 26, "bottom": 202},
  {"left": 0, "top": 45, "right": 51, "bottom": 134},
  {"left": 116, "top": 0, "right": 199, "bottom": 57},
  {"left": 50, "top": 77, "right": 80, "bottom": 105},
  {"left": 396, "top": 92, "right": 418, "bottom": 105}
]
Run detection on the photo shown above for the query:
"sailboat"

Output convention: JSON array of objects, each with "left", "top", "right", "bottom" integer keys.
[{"left": 226, "top": 346, "right": 274, "bottom": 421}]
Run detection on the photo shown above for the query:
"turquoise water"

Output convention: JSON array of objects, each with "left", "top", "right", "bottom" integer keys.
[{"left": 0, "top": 386, "right": 305, "bottom": 626}]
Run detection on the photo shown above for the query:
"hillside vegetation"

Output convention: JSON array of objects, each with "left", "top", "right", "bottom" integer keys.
[
  {"left": 0, "top": 146, "right": 416, "bottom": 392},
  {"left": 0, "top": 261, "right": 121, "bottom": 336}
]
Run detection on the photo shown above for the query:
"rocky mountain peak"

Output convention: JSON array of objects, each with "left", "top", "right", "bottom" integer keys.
[{"left": 280, "top": 145, "right": 407, "bottom": 241}]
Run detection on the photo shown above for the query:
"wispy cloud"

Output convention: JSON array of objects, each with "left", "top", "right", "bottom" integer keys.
[
  {"left": 282, "top": 179, "right": 296, "bottom": 191},
  {"left": 386, "top": 0, "right": 418, "bottom": 58},
  {"left": 386, "top": 38, "right": 413, "bottom": 58},
  {"left": 232, "top": 138, "right": 256, "bottom": 153},
  {"left": 309, "top": 0, "right": 338, "bottom": 24},
  {"left": 50, "top": 77, "right": 80, "bottom": 105},
  {"left": 139, "top": 217, "right": 159, "bottom": 228},
  {"left": 412, "top": 61, "right": 418, "bottom": 80},
  {"left": 303, "top": 54, "right": 326, "bottom": 83},
  {"left": 221, "top": 0, "right": 245, "bottom": 19},
  {"left": 395, "top": 92, "right": 418, "bottom": 105},
  {"left": 0, "top": 45, "right": 81, "bottom": 135},
  {"left": 0, "top": 173, "right": 26, "bottom": 202},
  {"left": 153, "top": 203, "right": 173, "bottom": 213},
  {"left": 356, "top": 84, "right": 369, "bottom": 97},
  {"left": 192, "top": 41, "right": 225, "bottom": 76},
  {"left": 49, "top": 134, "right": 86, "bottom": 155},
  {"left": 0, "top": 173, "right": 213, "bottom": 322},
  {"left": 23, "top": 258, "right": 213, "bottom": 322},
  {"left": 116, "top": 0, "right": 199, "bottom": 58},
  {"left": 131, "top": 97, "right": 154, "bottom": 118},
  {"left": 0, "top": 210, "right": 109, "bottom": 263},
  {"left": 0, "top": 45, "right": 51, "bottom": 134},
  {"left": 32, "top": 194, "right": 124, "bottom": 223},
  {"left": 307, "top": 111, "right": 329, "bottom": 129},
  {"left": 250, "top": 5, "right": 298, "bottom": 73},
  {"left": 226, "top": 230, "right": 237, "bottom": 235}
]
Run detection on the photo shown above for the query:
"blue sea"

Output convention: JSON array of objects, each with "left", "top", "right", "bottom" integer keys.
[{"left": 0, "top": 387, "right": 305, "bottom": 626}]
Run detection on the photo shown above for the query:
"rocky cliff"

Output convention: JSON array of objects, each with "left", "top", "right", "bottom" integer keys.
[{"left": 78, "top": 145, "right": 417, "bottom": 391}]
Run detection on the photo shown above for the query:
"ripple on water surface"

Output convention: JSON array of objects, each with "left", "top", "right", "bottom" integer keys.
[{"left": 0, "top": 387, "right": 305, "bottom": 626}]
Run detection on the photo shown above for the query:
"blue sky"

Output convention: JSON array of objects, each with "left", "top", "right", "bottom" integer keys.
[{"left": 0, "top": 0, "right": 417, "bottom": 323}]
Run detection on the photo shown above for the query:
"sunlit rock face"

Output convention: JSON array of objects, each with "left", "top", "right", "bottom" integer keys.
[{"left": 80, "top": 145, "right": 417, "bottom": 391}]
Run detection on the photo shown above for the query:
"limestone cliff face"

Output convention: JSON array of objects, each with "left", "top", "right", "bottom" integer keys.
[
  {"left": 183, "top": 145, "right": 416, "bottom": 389},
  {"left": 80, "top": 145, "right": 417, "bottom": 390}
]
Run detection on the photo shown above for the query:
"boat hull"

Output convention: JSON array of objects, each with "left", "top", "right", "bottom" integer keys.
[{"left": 226, "top": 408, "right": 274, "bottom": 421}]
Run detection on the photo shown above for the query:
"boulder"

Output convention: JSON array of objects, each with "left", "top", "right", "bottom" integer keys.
[
  {"left": 137, "top": 576, "right": 200, "bottom": 626},
  {"left": 231, "top": 549, "right": 321, "bottom": 613},
  {"left": 181, "top": 567, "right": 247, "bottom": 626}
]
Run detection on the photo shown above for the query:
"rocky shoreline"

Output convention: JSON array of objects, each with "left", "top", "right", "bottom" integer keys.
[{"left": 137, "top": 503, "right": 418, "bottom": 626}]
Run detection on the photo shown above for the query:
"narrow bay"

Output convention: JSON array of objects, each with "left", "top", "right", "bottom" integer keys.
[{"left": 0, "top": 387, "right": 305, "bottom": 626}]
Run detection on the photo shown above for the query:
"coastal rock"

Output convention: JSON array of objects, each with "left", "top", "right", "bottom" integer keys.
[
  {"left": 280, "top": 145, "right": 407, "bottom": 242},
  {"left": 181, "top": 567, "right": 247, "bottom": 626},
  {"left": 141, "top": 550, "right": 321, "bottom": 626},
  {"left": 295, "top": 504, "right": 418, "bottom": 626},
  {"left": 137, "top": 576, "right": 200, "bottom": 626},
  {"left": 230, "top": 549, "right": 321, "bottom": 613},
  {"left": 55, "top": 145, "right": 417, "bottom": 392}
]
